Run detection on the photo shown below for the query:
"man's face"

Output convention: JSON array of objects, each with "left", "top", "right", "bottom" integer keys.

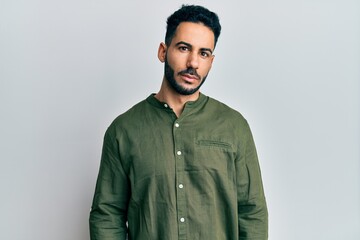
[{"left": 161, "top": 22, "right": 215, "bottom": 95}]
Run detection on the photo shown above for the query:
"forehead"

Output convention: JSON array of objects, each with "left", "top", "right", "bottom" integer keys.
[{"left": 171, "top": 22, "right": 215, "bottom": 50}]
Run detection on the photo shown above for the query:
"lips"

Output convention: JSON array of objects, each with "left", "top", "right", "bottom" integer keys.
[{"left": 180, "top": 73, "right": 200, "bottom": 83}]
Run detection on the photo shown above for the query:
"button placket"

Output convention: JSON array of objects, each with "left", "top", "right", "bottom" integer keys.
[{"left": 173, "top": 119, "right": 187, "bottom": 238}]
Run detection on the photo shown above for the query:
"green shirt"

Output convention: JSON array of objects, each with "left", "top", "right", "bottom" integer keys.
[{"left": 90, "top": 93, "right": 268, "bottom": 240}]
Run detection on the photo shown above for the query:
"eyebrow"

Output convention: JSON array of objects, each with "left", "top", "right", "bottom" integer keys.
[{"left": 175, "top": 41, "right": 213, "bottom": 54}]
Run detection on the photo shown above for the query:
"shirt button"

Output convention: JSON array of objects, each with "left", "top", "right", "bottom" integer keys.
[
  {"left": 179, "top": 184, "right": 184, "bottom": 189},
  {"left": 175, "top": 123, "right": 180, "bottom": 128},
  {"left": 177, "top": 151, "right": 182, "bottom": 156},
  {"left": 164, "top": 103, "right": 168, "bottom": 108},
  {"left": 180, "top": 217, "right": 185, "bottom": 223}
]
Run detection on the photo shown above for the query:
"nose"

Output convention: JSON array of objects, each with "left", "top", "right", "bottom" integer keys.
[{"left": 186, "top": 52, "right": 199, "bottom": 69}]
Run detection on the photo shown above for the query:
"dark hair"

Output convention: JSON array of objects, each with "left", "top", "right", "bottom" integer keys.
[{"left": 165, "top": 5, "right": 221, "bottom": 48}]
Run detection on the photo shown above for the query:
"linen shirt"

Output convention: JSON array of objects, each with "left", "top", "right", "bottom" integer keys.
[{"left": 89, "top": 93, "right": 268, "bottom": 240}]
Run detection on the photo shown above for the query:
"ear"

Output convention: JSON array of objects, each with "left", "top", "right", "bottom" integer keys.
[
  {"left": 207, "top": 54, "right": 215, "bottom": 70},
  {"left": 157, "top": 42, "right": 167, "bottom": 63},
  {"left": 210, "top": 54, "right": 215, "bottom": 65}
]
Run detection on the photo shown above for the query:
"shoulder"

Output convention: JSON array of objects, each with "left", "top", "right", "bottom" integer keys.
[
  {"left": 206, "top": 97, "right": 248, "bottom": 124},
  {"left": 203, "top": 96, "right": 254, "bottom": 144},
  {"left": 205, "top": 97, "right": 253, "bottom": 136},
  {"left": 106, "top": 98, "right": 150, "bottom": 134}
]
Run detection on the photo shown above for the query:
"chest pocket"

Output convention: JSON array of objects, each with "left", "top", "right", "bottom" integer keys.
[{"left": 189, "top": 139, "right": 235, "bottom": 175}]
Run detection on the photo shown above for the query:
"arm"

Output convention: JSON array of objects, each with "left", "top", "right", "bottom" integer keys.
[
  {"left": 89, "top": 127, "right": 130, "bottom": 240},
  {"left": 236, "top": 122, "right": 268, "bottom": 239}
]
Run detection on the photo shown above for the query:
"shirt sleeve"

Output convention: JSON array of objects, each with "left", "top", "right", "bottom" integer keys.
[
  {"left": 89, "top": 126, "right": 130, "bottom": 240},
  {"left": 236, "top": 121, "right": 268, "bottom": 239}
]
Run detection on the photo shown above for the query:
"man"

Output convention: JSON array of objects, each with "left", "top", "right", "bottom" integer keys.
[{"left": 90, "top": 5, "right": 268, "bottom": 240}]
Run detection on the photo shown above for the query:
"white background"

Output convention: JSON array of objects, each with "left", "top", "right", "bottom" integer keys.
[{"left": 1, "top": 0, "right": 359, "bottom": 239}]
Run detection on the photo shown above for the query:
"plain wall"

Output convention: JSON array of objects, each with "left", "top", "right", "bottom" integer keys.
[{"left": 1, "top": 0, "right": 359, "bottom": 239}]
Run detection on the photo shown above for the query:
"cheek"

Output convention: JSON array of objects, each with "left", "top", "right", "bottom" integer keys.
[
  {"left": 200, "top": 63, "right": 212, "bottom": 76},
  {"left": 167, "top": 52, "right": 187, "bottom": 70}
]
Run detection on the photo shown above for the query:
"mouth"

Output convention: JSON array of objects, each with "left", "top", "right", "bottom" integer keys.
[{"left": 180, "top": 73, "right": 200, "bottom": 83}]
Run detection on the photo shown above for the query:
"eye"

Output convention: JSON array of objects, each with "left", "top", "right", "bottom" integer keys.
[
  {"left": 179, "top": 46, "right": 189, "bottom": 52},
  {"left": 200, "top": 51, "right": 210, "bottom": 58}
]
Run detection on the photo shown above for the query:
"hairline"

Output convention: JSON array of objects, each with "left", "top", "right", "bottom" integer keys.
[{"left": 166, "top": 21, "right": 216, "bottom": 49}]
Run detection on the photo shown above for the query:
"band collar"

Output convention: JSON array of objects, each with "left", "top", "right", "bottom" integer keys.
[{"left": 146, "top": 92, "right": 208, "bottom": 113}]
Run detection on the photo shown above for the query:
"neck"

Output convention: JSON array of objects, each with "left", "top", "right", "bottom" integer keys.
[{"left": 155, "top": 77, "right": 200, "bottom": 117}]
